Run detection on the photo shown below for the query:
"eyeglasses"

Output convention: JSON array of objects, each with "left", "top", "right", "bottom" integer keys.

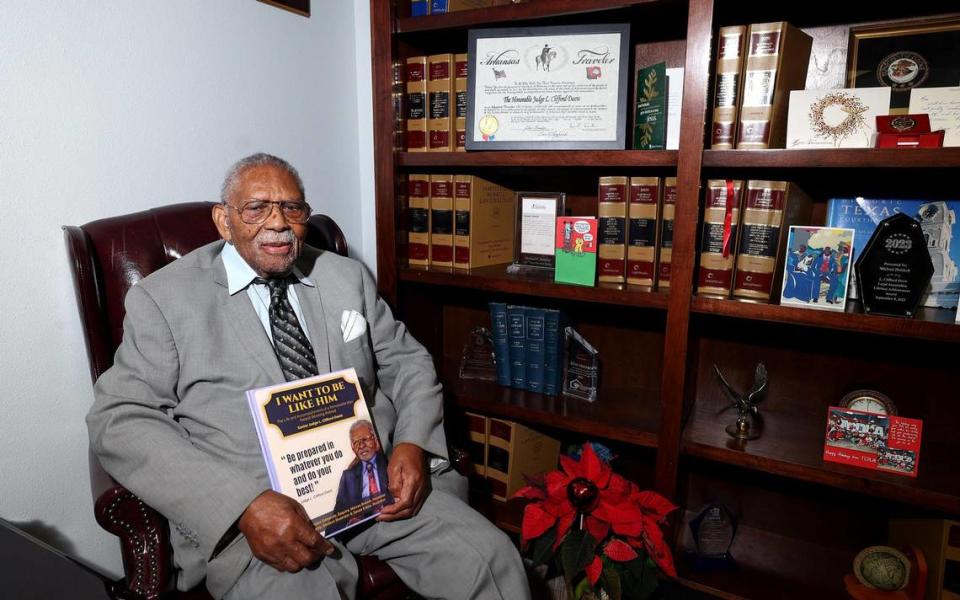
[
  {"left": 351, "top": 435, "right": 377, "bottom": 448},
  {"left": 223, "top": 199, "right": 312, "bottom": 224}
]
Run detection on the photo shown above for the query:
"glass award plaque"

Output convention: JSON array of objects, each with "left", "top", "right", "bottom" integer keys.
[
  {"left": 855, "top": 213, "right": 934, "bottom": 317},
  {"left": 687, "top": 502, "right": 736, "bottom": 571},
  {"left": 561, "top": 327, "right": 599, "bottom": 402},
  {"left": 458, "top": 326, "right": 497, "bottom": 381}
]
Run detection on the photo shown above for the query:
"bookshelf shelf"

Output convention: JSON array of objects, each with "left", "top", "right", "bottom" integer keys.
[
  {"left": 702, "top": 148, "right": 960, "bottom": 169},
  {"left": 397, "top": 150, "right": 679, "bottom": 168},
  {"left": 690, "top": 296, "right": 960, "bottom": 344}
]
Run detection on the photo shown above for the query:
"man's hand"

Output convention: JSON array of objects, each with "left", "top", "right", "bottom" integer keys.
[
  {"left": 378, "top": 442, "right": 428, "bottom": 522},
  {"left": 238, "top": 490, "right": 334, "bottom": 573}
]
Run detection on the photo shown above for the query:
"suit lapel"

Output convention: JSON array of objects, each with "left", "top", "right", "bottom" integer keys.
[{"left": 298, "top": 282, "right": 332, "bottom": 374}]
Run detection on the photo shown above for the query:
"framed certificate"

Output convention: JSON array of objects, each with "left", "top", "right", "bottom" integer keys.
[
  {"left": 466, "top": 23, "right": 631, "bottom": 150},
  {"left": 511, "top": 192, "right": 565, "bottom": 271}
]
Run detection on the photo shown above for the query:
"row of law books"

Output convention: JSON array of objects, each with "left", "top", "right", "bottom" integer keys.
[
  {"left": 489, "top": 303, "right": 566, "bottom": 396},
  {"left": 410, "top": 0, "right": 521, "bottom": 17},
  {"left": 395, "top": 54, "right": 469, "bottom": 152},
  {"left": 400, "top": 174, "right": 516, "bottom": 269},
  {"left": 465, "top": 413, "right": 560, "bottom": 501},
  {"left": 710, "top": 21, "right": 812, "bottom": 149}
]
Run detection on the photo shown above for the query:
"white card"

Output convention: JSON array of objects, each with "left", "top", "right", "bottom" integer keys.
[
  {"left": 665, "top": 67, "right": 684, "bottom": 150},
  {"left": 909, "top": 87, "right": 960, "bottom": 147},
  {"left": 786, "top": 87, "right": 891, "bottom": 149}
]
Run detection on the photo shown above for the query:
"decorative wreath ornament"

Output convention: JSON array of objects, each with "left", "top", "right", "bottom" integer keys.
[{"left": 808, "top": 91, "right": 869, "bottom": 147}]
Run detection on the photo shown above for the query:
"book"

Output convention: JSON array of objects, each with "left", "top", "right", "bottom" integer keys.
[
  {"left": 464, "top": 411, "right": 488, "bottom": 478},
  {"left": 826, "top": 198, "right": 960, "bottom": 309},
  {"left": 657, "top": 177, "right": 678, "bottom": 289},
  {"left": 780, "top": 225, "right": 855, "bottom": 311},
  {"left": 397, "top": 173, "right": 409, "bottom": 265},
  {"left": 407, "top": 174, "right": 431, "bottom": 267},
  {"left": 405, "top": 56, "right": 428, "bottom": 152},
  {"left": 524, "top": 307, "right": 546, "bottom": 393},
  {"left": 391, "top": 60, "right": 407, "bottom": 152},
  {"left": 542, "top": 309, "right": 563, "bottom": 396},
  {"left": 633, "top": 62, "right": 667, "bottom": 149},
  {"left": 698, "top": 179, "right": 744, "bottom": 298},
  {"left": 485, "top": 418, "right": 561, "bottom": 501},
  {"left": 731, "top": 180, "right": 813, "bottom": 303},
  {"left": 736, "top": 21, "right": 812, "bottom": 149},
  {"left": 245, "top": 368, "right": 390, "bottom": 536},
  {"left": 410, "top": 0, "right": 430, "bottom": 16},
  {"left": 506, "top": 305, "right": 526, "bottom": 389},
  {"left": 431, "top": 0, "right": 511, "bottom": 12},
  {"left": 427, "top": 53, "right": 455, "bottom": 151},
  {"left": 710, "top": 25, "right": 747, "bottom": 149},
  {"left": 597, "top": 176, "right": 628, "bottom": 284},
  {"left": 627, "top": 176, "right": 661, "bottom": 287},
  {"left": 555, "top": 216, "right": 598, "bottom": 287},
  {"left": 429, "top": 174, "right": 454, "bottom": 268},
  {"left": 823, "top": 406, "right": 922, "bottom": 478},
  {"left": 454, "top": 53, "right": 468, "bottom": 151},
  {"left": 453, "top": 175, "right": 516, "bottom": 270},
  {"left": 488, "top": 302, "right": 511, "bottom": 386}
]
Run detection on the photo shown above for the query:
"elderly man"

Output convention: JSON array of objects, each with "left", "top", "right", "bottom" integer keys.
[
  {"left": 87, "top": 153, "right": 530, "bottom": 600},
  {"left": 325, "top": 420, "right": 391, "bottom": 536}
]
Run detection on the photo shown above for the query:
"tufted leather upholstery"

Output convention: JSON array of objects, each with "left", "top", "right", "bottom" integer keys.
[{"left": 64, "top": 202, "right": 412, "bottom": 600}]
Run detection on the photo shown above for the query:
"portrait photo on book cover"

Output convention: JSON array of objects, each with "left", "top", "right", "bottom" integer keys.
[
  {"left": 323, "top": 418, "right": 393, "bottom": 536},
  {"left": 780, "top": 226, "right": 855, "bottom": 311}
]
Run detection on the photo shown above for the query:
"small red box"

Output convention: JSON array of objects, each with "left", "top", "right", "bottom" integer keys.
[{"left": 875, "top": 114, "right": 945, "bottom": 148}]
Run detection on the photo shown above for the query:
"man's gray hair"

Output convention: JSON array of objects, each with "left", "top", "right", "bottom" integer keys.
[
  {"left": 220, "top": 152, "right": 305, "bottom": 204},
  {"left": 349, "top": 419, "right": 374, "bottom": 436}
]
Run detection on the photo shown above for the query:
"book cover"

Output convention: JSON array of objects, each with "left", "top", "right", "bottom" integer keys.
[
  {"left": 780, "top": 225, "right": 855, "bottom": 311},
  {"left": 430, "top": 174, "right": 454, "bottom": 267},
  {"left": 410, "top": 0, "right": 430, "bottom": 16},
  {"left": 736, "top": 21, "right": 812, "bottom": 149},
  {"left": 407, "top": 174, "right": 431, "bottom": 267},
  {"left": 454, "top": 53, "right": 468, "bottom": 151},
  {"left": 397, "top": 173, "right": 409, "bottom": 265},
  {"left": 633, "top": 62, "right": 667, "bottom": 149},
  {"left": 391, "top": 60, "right": 407, "bottom": 152},
  {"left": 427, "top": 54, "right": 455, "bottom": 151},
  {"left": 506, "top": 305, "right": 526, "bottom": 389},
  {"left": 555, "top": 217, "right": 599, "bottom": 287},
  {"left": 542, "top": 309, "right": 562, "bottom": 396},
  {"left": 627, "top": 176, "right": 661, "bottom": 287},
  {"left": 465, "top": 411, "right": 488, "bottom": 478},
  {"left": 824, "top": 407, "right": 922, "bottom": 478},
  {"left": 826, "top": 198, "right": 960, "bottom": 308},
  {"left": 488, "top": 302, "right": 511, "bottom": 386},
  {"left": 658, "top": 177, "right": 678, "bottom": 289},
  {"left": 732, "top": 180, "right": 813, "bottom": 303},
  {"left": 597, "top": 176, "right": 628, "bottom": 283},
  {"left": 245, "top": 368, "right": 392, "bottom": 536},
  {"left": 405, "top": 56, "right": 428, "bottom": 152},
  {"left": 698, "top": 179, "right": 744, "bottom": 298},
  {"left": 485, "top": 418, "right": 561, "bottom": 501},
  {"left": 711, "top": 25, "right": 747, "bottom": 149},
  {"left": 453, "top": 175, "right": 516, "bottom": 269},
  {"left": 524, "top": 307, "right": 546, "bottom": 393}
]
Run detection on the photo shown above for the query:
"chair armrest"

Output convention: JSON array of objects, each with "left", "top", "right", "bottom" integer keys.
[{"left": 94, "top": 484, "right": 171, "bottom": 600}]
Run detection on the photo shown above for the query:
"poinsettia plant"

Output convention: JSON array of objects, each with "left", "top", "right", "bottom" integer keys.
[{"left": 515, "top": 443, "right": 677, "bottom": 600}]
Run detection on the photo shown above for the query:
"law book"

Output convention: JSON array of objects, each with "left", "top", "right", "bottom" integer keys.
[
  {"left": 597, "top": 176, "right": 628, "bottom": 283},
  {"left": 488, "top": 302, "right": 511, "bottom": 387},
  {"left": 454, "top": 53, "right": 468, "bottom": 152},
  {"left": 391, "top": 60, "right": 407, "bottom": 152},
  {"left": 698, "top": 179, "right": 744, "bottom": 298},
  {"left": 506, "top": 305, "right": 526, "bottom": 389},
  {"left": 710, "top": 25, "right": 747, "bottom": 149},
  {"left": 427, "top": 54, "right": 455, "bottom": 152},
  {"left": 397, "top": 173, "right": 409, "bottom": 265},
  {"left": 485, "top": 418, "right": 561, "bottom": 502},
  {"left": 464, "top": 411, "right": 488, "bottom": 478},
  {"left": 431, "top": 0, "right": 511, "bottom": 12},
  {"left": 410, "top": 0, "right": 430, "bottom": 17},
  {"left": 453, "top": 175, "right": 516, "bottom": 270},
  {"left": 542, "top": 309, "right": 563, "bottom": 396},
  {"left": 657, "top": 177, "right": 678, "bottom": 290},
  {"left": 429, "top": 175, "right": 454, "bottom": 267},
  {"left": 407, "top": 174, "right": 431, "bottom": 267},
  {"left": 732, "top": 180, "right": 813, "bottom": 303},
  {"left": 627, "top": 176, "right": 661, "bottom": 287},
  {"left": 246, "top": 368, "right": 391, "bottom": 536},
  {"left": 524, "top": 307, "right": 546, "bottom": 393},
  {"left": 736, "top": 21, "right": 812, "bottom": 149},
  {"left": 405, "top": 56, "right": 428, "bottom": 152}
]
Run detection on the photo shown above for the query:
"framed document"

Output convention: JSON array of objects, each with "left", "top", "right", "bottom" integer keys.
[
  {"left": 511, "top": 192, "right": 565, "bottom": 271},
  {"left": 466, "top": 23, "right": 631, "bottom": 150},
  {"left": 847, "top": 16, "right": 960, "bottom": 111}
]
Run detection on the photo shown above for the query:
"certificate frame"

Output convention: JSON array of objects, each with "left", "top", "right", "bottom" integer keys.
[
  {"left": 466, "top": 23, "right": 631, "bottom": 150},
  {"left": 846, "top": 16, "right": 960, "bottom": 111},
  {"left": 510, "top": 191, "right": 566, "bottom": 272}
]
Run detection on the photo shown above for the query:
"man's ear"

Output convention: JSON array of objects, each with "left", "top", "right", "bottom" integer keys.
[{"left": 212, "top": 203, "right": 233, "bottom": 242}]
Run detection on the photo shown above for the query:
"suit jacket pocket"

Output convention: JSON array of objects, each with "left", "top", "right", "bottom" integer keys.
[{"left": 345, "top": 333, "right": 376, "bottom": 403}]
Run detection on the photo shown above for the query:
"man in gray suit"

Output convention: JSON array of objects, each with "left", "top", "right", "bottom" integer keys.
[{"left": 87, "top": 153, "right": 530, "bottom": 600}]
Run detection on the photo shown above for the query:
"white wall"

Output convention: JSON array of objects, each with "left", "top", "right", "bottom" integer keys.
[{"left": 0, "top": 0, "right": 374, "bottom": 577}]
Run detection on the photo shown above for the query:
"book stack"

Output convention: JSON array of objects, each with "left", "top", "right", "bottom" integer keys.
[
  {"left": 488, "top": 303, "right": 565, "bottom": 396},
  {"left": 426, "top": 0, "right": 517, "bottom": 14},
  {"left": 404, "top": 54, "right": 469, "bottom": 151},
  {"left": 465, "top": 413, "right": 560, "bottom": 501}
]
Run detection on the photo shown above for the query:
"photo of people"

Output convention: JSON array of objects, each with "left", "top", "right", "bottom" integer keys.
[
  {"left": 877, "top": 447, "right": 918, "bottom": 474},
  {"left": 781, "top": 226, "right": 856, "bottom": 311},
  {"left": 323, "top": 419, "right": 392, "bottom": 536},
  {"left": 825, "top": 409, "right": 889, "bottom": 457}
]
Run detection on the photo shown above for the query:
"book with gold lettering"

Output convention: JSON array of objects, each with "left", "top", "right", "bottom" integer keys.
[
  {"left": 598, "top": 176, "right": 628, "bottom": 283},
  {"left": 453, "top": 174, "right": 516, "bottom": 269},
  {"left": 698, "top": 179, "right": 744, "bottom": 298},
  {"left": 430, "top": 174, "right": 455, "bottom": 267},
  {"left": 627, "top": 176, "right": 661, "bottom": 287},
  {"left": 657, "top": 177, "right": 677, "bottom": 289},
  {"left": 406, "top": 56, "right": 428, "bottom": 152},
  {"left": 710, "top": 25, "right": 747, "bottom": 149},
  {"left": 454, "top": 53, "right": 468, "bottom": 151},
  {"left": 427, "top": 54, "right": 455, "bottom": 151},
  {"left": 408, "top": 174, "right": 431, "bottom": 267},
  {"left": 246, "top": 368, "right": 392, "bottom": 537}
]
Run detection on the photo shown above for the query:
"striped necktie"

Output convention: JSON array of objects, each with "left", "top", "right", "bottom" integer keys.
[{"left": 254, "top": 277, "right": 319, "bottom": 381}]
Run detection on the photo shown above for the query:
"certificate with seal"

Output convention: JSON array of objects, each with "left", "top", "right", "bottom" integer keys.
[{"left": 466, "top": 24, "right": 630, "bottom": 150}]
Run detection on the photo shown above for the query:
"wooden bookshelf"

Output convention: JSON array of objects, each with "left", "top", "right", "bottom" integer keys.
[{"left": 398, "top": 150, "right": 679, "bottom": 167}]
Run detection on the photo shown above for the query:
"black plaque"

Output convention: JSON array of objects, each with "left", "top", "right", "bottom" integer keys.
[
  {"left": 855, "top": 213, "right": 934, "bottom": 317},
  {"left": 687, "top": 502, "right": 737, "bottom": 571}
]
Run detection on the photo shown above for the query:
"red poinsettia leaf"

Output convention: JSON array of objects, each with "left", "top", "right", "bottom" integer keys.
[
  {"left": 604, "top": 473, "right": 631, "bottom": 500},
  {"left": 584, "top": 515, "right": 610, "bottom": 544},
  {"left": 545, "top": 470, "right": 571, "bottom": 498},
  {"left": 521, "top": 503, "right": 557, "bottom": 543},
  {"left": 543, "top": 497, "right": 574, "bottom": 519},
  {"left": 641, "top": 520, "right": 676, "bottom": 577},
  {"left": 513, "top": 485, "right": 546, "bottom": 500},
  {"left": 585, "top": 555, "right": 603, "bottom": 585},
  {"left": 554, "top": 511, "right": 577, "bottom": 549},
  {"left": 634, "top": 490, "right": 678, "bottom": 521},
  {"left": 580, "top": 443, "right": 612, "bottom": 489},
  {"left": 559, "top": 454, "right": 582, "bottom": 479},
  {"left": 603, "top": 538, "right": 639, "bottom": 562},
  {"left": 595, "top": 500, "right": 644, "bottom": 537}
]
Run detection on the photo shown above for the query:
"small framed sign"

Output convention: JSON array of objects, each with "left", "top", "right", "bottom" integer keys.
[{"left": 510, "top": 192, "right": 566, "bottom": 272}]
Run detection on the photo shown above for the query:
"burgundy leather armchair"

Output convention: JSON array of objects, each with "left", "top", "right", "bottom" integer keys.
[{"left": 64, "top": 202, "right": 413, "bottom": 600}]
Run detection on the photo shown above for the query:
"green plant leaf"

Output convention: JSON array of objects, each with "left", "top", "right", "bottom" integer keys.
[
  {"left": 560, "top": 529, "right": 598, "bottom": 581},
  {"left": 602, "top": 562, "right": 622, "bottom": 600},
  {"left": 620, "top": 555, "right": 659, "bottom": 600},
  {"left": 574, "top": 576, "right": 592, "bottom": 600},
  {"left": 530, "top": 527, "right": 557, "bottom": 567}
]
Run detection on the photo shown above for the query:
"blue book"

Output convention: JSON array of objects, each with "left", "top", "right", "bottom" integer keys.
[
  {"left": 488, "top": 302, "right": 511, "bottom": 387},
  {"left": 429, "top": 0, "right": 448, "bottom": 13},
  {"left": 411, "top": 0, "right": 430, "bottom": 16},
  {"left": 826, "top": 198, "right": 960, "bottom": 308},
  {"left": 506, "top": 305, "right": 526, "bottom": 389},
  {"left": 542, "top": 309, "right": 562, "bottom": 396},
  {"left": 524, "top": 307, "right": 546, "bottom": 393}
]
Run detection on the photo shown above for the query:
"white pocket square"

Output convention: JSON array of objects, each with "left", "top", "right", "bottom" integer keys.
[{"left": 340, "top": 309, "right": 367, "bottom": 343}]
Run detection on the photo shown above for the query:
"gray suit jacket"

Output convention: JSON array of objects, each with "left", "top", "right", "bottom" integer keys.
[{"left": 87, "top": 241, "right": 447, "bottom": 597}]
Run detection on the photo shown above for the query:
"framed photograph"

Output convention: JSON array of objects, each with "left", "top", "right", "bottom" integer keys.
[
  {"left": 780, "top": 226, "right": 855, "bottom": 311},
  {"left": 510, "top": 192, "right": 565, "bottom": 271},
  {"left": 466, "top": 23, "right": 631, "bottom": 150},
  {"left": 257, "top": 0, "right": 310, "bottom": 17},
  {"left": 847, "top": 16, "right": 960, "bottom": 111}
]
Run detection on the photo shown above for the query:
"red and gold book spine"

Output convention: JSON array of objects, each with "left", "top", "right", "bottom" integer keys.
[
  {"left": 710, "top": 25, "right": 747, "bottom": 149},
  {"left": 697, "top": 179, "right": 744, "bottom": 298},
  {"left": 427, "top": 54, "right": 454, "bottom": 152},
  {"left": 454, "top": 53, "right": 468, "bottom": 152},
  {"left": 430, "top": 174, "right": 455, "bottom": 267},
  {"left": 407, "top": 174, "right": 431, "bottom": 266},
  {"left": 397, "top": 173, "right": 409, "bottom": 265},
  {"left": 627, "top": 177, "right": 661, "bottom": 287},
  {"left": 597, "top": 176, "right": 628, "bottom": 284},
  {"left": 657, "top": 177, "right": 677, "bottom": 289},
  {"left": 453, "top": 175, "right": 472, "bottom": 269},
  {"left": 405, "top": 56, "right": 428, "bottom": 152}
]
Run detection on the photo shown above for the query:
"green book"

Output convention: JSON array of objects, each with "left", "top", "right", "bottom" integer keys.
[
  {"left": 554, "top": 217, "right": 598, "bottom": 287},
  {"left": 633, "top": 62, "right": 667, "bottom": 150}
]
